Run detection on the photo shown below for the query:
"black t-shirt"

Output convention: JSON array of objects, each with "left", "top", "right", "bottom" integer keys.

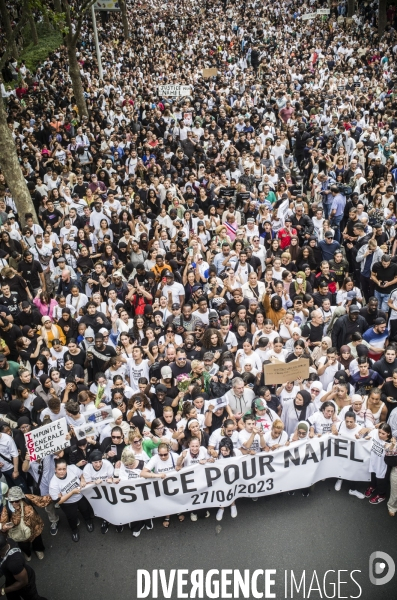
[
  {"left": 64, "top": 350, "right": 86, "bottom": 368},
  {"left": 42, "top": 208, "right": 63, "bottom": 231},
  {"left": 60, "top": 364, "right": 84, "bottom": 380},
  {"left": 170, "top": 360, "right": 192, "bottom": 378},
  {"left": 2, "top": 276, "right": 29, "bottom": 302},
  {"left": 359, "top": 307, "right": 388, "bottom": 326},
  {"left": 328, "top": 258, "right": 350, "bottom": 285},
  {"left": 371, "top": 261, "right": 397, "bottom": 293},
  {"left": 382, "top": 381, "right": 397, "bottom": 403},
  {"left": 100, "top": 438, "right": 126, "bottom": 464},
  {"left": 2, "top": 544, "right": 34, "bottom": 586},
  {"left": 301, "top": 322, "right": 323, "bottom": 343},
  {"left": 10, "top": 376, "right": 39, "bottom": 396},
  {"left": 0, "top": 292, "right": 19, "bottom": 314},
  {"left": 313, "top": 291, "right": 334, "bottom": 308},
  {"left": 90, "top": 344, "right": 116, "bottom": 372},
  {"left": 17, "top": 259, "right": 43, "bottom": 290},
  {"left": 226, "top": 297, "right": 249, "bottom": 316},
  {"left": 248, "top": 255, "right": 262, "bottom": 272}
]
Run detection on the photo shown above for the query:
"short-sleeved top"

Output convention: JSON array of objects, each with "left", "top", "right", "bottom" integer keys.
[
  {"left": 146, "top": 451, "right": 179, "bottom": 474},
  {"left": 119, "top": 460, "right": 145, "bottom": 480},
  {"left": 371, "top": 261, "right": 397, "bottom": 293},
  {"left": 2, "top": 545, "right": 34, "bottom": 586},
  {"left": 83, "top": 459, "right": 114, "bottom": 482},
  {"left": 49, "top": 464, "right": 82, "bottom": 503}
]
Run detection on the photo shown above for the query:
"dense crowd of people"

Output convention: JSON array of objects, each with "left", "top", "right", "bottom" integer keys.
[{"left": 2, "top": 0, "right": 397, "bottom": 595}]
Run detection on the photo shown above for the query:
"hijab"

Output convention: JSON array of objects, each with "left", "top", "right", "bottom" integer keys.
[
  {"left": 294, "top": 271, "right": 307, "bottom": 292},
  {"left": 293, "top": 390, "right": 312, "bottom": 421},
  {"left": 339, "top": 345, "right": 353, "bottom": 369}
]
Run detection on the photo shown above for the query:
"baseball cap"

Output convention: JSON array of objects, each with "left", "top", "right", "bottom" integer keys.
[
  {"left": 374, "top": 317, "right": 386, "bottom": 325},
  {"left": 161, "top": 366, "right": 172, "bottom": 379},
  {"left": 172, "top": 303, "right": 181, "bottom": 310},
  {"left": 324, "top": 230, "right": 334, "bottom": 238},
  {"left": 346, "top": 291, "right": 357, "bottom": 300},
  {"left": 349, "top": 305, "right": 360, "bottom": 314},
  {"left": 209, "top": 310, "right": 218, "bottom": 320},
  {"left": 203, "top": 351, "right": 215, "bottom": 361}
]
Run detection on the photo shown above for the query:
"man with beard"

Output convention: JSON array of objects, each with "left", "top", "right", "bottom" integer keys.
[
  {"left": 86, "top": 332, "right": 117, "bottom": 377},
  {"left": 360, "top": 296, "right": 387, "bottom": 326},
  {"left": 331, "top": 304, "right": 369, "bottom": 348},
  {"left": 17, "top": 250, "right": 45, "bottom": 295},
  {"left": 80, "top": 301, "right": 111, "bottom": 333},
  {"left": 184, "top": 333, "right": 201, "bottom": 360}
]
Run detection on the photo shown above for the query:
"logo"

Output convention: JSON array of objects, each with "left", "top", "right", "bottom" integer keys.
[{"left": 369, "top": 552, "right": 395, "bottom": 586}]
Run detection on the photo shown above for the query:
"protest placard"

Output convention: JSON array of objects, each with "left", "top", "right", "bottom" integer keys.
[
  {"left": 301, "top": 12, "right": 317, "bottom": 20},
  {"left": 317, "top": 8, "right": 330, "bottom": 14},
  {"left": 264, "top": 359, "right": 309, "bottom": 385},
  {"left": 25, "top": 418, "right": 70, "bottom": 462},
  {"left": 203, "top": 68, "right": 218, "bottom": 78},
  {"left": 184, "top": 112, "right": 193, "bottom": 125},
  {"left": 74, "top": 423, "right": 97, "bottom": 441},
  {"left": 83, "top": 406, "right": 113, "bottom": 426},
  {"left": 158, "top": 84, "right": 191, "bottom": 97}
]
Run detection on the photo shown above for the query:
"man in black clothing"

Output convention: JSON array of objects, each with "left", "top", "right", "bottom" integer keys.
[
  {"left": 372, "top": 346, "right": 397, "bottom": 382},
  {"left": 57, "top": 270, "right": 78, "bottom": 297},
  {"left": 331, "top": 304, "right": 368, "bottom": 348},
  {"left": 301, "top": 310, "right": 324, "bottom": 348},
  {"left": 14, "top": 302, "right": 42, "bottom": 328},
  {"left": 41, "top": 200, "right": 63, "bottom": 234},
  {"left": 66, "top": 436, "right": 100, "bottom": 468},
  {"left": 359, "top": 296, "right": 387, "bottom": 326},
  {"left": 170, "top": 348, "right": 191, "bottom": 377},
  {"left": 294, "top": 124, "right": 311, "bottom": 167},
  {"left": 18, "top": 251, "right": 44, "bottom": 295},
  {"left": 0, "top": 321, "right": 22, "bottom": 361},
  {"left": 0, "top": 283, "right": 19, "bottom": 315},
  {"left": 87, "top": 332, "right": 116, "bottom": 374},
  {"left": 371, "top": 254, "right": 397, "bottom": 312},
  {"left": 0, "top": 536, "right": 48, "bottom": 600},
  {"left": 290, "top": 206, "right": 314, "bottom": 243},
  {"left": 80, "top": 302, "right": 111, "bottom": 333},
  {"left": 313, "top": 282, "right": 334, "bottom": 308}
]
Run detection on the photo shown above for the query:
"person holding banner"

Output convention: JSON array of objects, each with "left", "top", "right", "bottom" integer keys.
[
  {"left": 49, "top": 459, "right": 94, "bottom": 542},
  {"left": 215, "top": 438, "right": 242, "bottom": 521},
  {"left": 141, "top": 442, "right": 182, "bottom": 528}
]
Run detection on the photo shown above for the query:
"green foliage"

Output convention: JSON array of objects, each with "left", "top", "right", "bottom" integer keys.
[{"left": 20, "top": 24, "right": 62, "bottom": 74}]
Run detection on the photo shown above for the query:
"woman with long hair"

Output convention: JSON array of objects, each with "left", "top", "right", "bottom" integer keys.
[{"left": 365, "top": 422, "right": 393, "bottom": 505}]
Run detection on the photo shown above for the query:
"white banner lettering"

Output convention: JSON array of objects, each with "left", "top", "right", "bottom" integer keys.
[
  {"left": 81, "top": 437, "right": 371, "bottom": 525},
  {"left": 25, "top": 418, "right": 70, "bottom": 462}
]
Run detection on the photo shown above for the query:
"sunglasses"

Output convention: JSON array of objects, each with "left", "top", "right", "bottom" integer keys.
[
  {"left": 111, "top": 435, "right": 122, "bottom": 439},
  {"left": 158, "top": 453, "right": 169, "bottom": 457},
  {"left": 133, "top": 440, "right": 142, "bottom": 445}
]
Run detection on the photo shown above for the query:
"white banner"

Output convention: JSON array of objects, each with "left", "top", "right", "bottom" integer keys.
[
  {"left": 301, "top": 12, "right": 317, "bottom": 20},
  {"left": 158, "top": 84, "right": 191, "bottom": 97},
  {"left": 81, "top": 437, "right": 371, "bottom": 525},
  {"left": 93, "top": 0, "right": 120, "bottom": 10},
  {"left": 25, "top": 418, "right": 70, "bottom": 462},
  {"left": 317, "top": 8, "right": 330, "bottom": 14}
]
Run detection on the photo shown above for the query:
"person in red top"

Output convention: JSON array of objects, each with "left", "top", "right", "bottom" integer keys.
[
  {"left": 277, "top": 218, "right": 297, "bottom": 250},
  {"left": 314, "top": 261, "right": 338, "bottom": 294}
]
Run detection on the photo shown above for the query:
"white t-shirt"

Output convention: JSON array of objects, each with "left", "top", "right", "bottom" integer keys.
[
  {"left": 83, "top": 459, "right": 114, "bottom": 482},
  {"left": 334, "top": 421, "right": 361, "bottom": 440},
  {"left": 222, "top": 330, "right": 238, "bottom": 351},
  {"left": 208, "top": 429, "right": 239, "bottom": 450},
  {"left": 0, "top": 433, "right": 18, "bottom": 473},
  {"left": 263, "top": 430, "right": 288, "bottom": 447},
  {"left": 368, "top": 429, "right": 388, "bottom": 478},
  {"left": 127, "top": 357, "right": 150, "bottom": 392},
  {"left": 146, "top": 452, "right": 179, "bottom": 474},
  {"left": 236, "top": 349, "right": 262, "bottom": 372},
  {"left": 180, "top": 447, "right": 208, "bottom": 467},
  {"left": 41, "top": 405, "right": 67, "bottom": 422},
  {"left": 389, "top": 289, "right": 397, "bottom": 321},
  {"left": 161, "top": 282, "right": 185, "bottom": 304},
  {"left": 119, "top": 460, "right": 146, "bottom": 480},
  {"left": 238, "top": 428, "right": 262, "bottom": 453},
  {"left": 308, "top": 411, "right": 337, "bottom": 434},
  {"left": 49, "top": 465, "right": 82, "bottom": 503},
  {"left": 278, "top": 385, "right": 300, "bottom": 407},
  {"left": 318, "top": 357, "right": 343, "bottom": 390}
]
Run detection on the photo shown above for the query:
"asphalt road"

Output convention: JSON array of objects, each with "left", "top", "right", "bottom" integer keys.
[{"left": 8, "top": 480, "right": 397, "bottom": 600}]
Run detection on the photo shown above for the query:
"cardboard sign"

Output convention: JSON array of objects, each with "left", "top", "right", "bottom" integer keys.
[
  {"left": 264, "top": 358, "right": 309, "bottom": 385},
  {"left": 203, "top": 68, "right": 218, "bottom": 78},
  {"left": 25, "top": 418, "right": 70, "bottom": 462},
  {"left": 158, "top": 84, "right": 191, "bottom": 97}
]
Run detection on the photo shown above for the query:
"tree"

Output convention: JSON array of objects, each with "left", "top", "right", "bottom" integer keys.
[
  {"left": 119, "top": 0, "right": 129, "bottom": 40},
  {"left": 347, "top": 0, "right": 355, "bottom": 18},
  {"left": 0, "top": 9, "right": 38, "bottom": 225},
  {"left": 0, "top": 0, "right": 19, "bottom": 58},
  {"left": 379, "top": 0, "right": 387, "bottom": 33},
  {"left": 62, "top": 0, "right": 98, "bottom": 118}
]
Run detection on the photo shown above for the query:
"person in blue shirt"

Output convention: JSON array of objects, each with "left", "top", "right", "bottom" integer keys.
[
  {"left": 318, "top": 230, "right": 341, "bottom": 261},
  {"left": 329, "top": 186, "right": 346, "bottom": 242}
]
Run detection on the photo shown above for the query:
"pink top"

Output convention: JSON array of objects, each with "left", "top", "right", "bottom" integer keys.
[{"left": 33, "top": 298, "right": 58, "bottom": 320}]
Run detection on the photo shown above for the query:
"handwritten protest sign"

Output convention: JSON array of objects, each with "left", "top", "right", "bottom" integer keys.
[
  {"left": 301, "top": 12, "right": 317, "bottom": 20},
  {"left": 25, "top": 418, "right": 70, "bottom": 462},
  {"left": 264, "top": 359, "right": 309, "bottom": 385},
  {"left": 158, "top": 84, "right": 191, "bottom": 97}
]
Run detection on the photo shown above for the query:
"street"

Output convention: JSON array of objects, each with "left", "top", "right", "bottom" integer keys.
[{"left": 18, "top": 480, "right": 397, "bottom": 600}]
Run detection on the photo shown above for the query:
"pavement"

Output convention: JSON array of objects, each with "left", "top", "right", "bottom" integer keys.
[{"left": 8, "top": 480, "right": 397, "bottom": 600}]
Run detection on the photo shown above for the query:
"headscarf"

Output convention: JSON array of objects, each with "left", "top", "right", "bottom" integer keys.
[
  {"left": 39, "top": 318, "right": 61, "bottom": 345},
  {"left": 39, "top": 374, "right": 50, "bottom": 386},
  {"left": 310, "top": 381, "right": 326, "bottom": 409},
  {"left": 294, "top": 271, "right": 307, "bottom": 293},
  {"left": 294, "top": 390, "right": 312, "bottom": 422},
  {"left": 311, "top": 335, "right": 332, "bottom": 364},
  {"left": 339, "top": 345, "right": 353, "bottom": 369}
]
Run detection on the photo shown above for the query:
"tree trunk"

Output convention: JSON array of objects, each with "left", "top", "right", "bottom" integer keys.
[
  {"left": 53, "top": 0, "right": 62, "bottom": 12},
  {"left": 28, "top": 11, "right": 39, "bottom": 46},
  {"left": 0, "top": 100, "right": 38, "bottom": 225},
  {"left": 119, "top": 0, "right": 129, "bottom": 40},
  {"left": 67, "top": 42, "right": 89, "bottom": 118},
  {"left": 0, "top": 0, "right": 18, "bottom": 58},
  {"left": 379, "top": 0, "right": 387, "bottom": 33},
  {"left": 347, "top": 0, "right": 355, "bottom": 17}
]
